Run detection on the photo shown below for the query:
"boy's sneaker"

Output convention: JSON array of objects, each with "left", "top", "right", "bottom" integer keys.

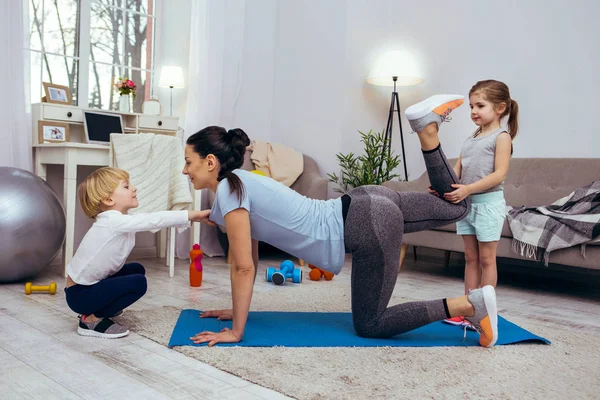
[
  {"left": 405, "top": 94, "right": 464, "bottom": 133},
  {"left": 464, "top": 285, "right": 498, "bottom": 347},
  {"left": 77, "top": 316, "right": 130, "bottom": 339}
]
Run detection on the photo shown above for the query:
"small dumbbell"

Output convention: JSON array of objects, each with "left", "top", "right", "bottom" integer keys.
[
  {"left": 265, "top": 260, "right": 302, "bottom": 285},
  {"left": 308, "top": 264, "right": 334, "bottom": 281},
  {"left": 25, "top": 282, "right": 57, "bottom": 295}
]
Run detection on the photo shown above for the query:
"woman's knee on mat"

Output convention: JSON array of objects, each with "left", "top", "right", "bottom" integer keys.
[{"left": 352, "top": 316, "right": 382, "bottom": 339}]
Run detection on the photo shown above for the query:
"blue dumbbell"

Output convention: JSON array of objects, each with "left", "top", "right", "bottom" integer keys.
[{"left": 265, "top": 260, "right": 302, "bottom": 285}]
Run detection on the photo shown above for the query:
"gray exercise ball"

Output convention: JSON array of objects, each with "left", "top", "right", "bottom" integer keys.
[{"left": 0, "top": 167, "right": 66, "bottom": 282}]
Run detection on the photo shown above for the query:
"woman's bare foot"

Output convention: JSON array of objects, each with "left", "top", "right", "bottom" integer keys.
[{"left": 446, "top": 295, "right": 475, "bottom": 318}]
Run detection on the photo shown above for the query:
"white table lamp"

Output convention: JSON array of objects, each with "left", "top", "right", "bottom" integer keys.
[{"left": 159, "top": 66, "right": 185, "bottom": 116}]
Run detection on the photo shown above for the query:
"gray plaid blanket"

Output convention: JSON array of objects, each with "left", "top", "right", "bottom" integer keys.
[{"left": 506, "top": 181, "right": 600, "bottom": 266}]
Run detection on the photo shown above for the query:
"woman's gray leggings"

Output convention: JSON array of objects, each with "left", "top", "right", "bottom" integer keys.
[{"left": 344, "top": 145, "right": 471, "bottom": 338}]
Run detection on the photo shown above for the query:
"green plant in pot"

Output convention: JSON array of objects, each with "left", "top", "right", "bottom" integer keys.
[{"left": 327, "top": 129, "right": 403, "bottom": 194}]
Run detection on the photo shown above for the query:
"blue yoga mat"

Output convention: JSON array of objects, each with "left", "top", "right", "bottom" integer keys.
[{"left": 168, "top": 309, "right": 550, "bottom": 348}]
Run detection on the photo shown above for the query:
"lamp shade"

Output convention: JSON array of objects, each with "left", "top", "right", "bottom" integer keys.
[
  {"left": 158, "top": 66, "right": 185, "bottom": 88},
  {"left": 366, "top": 50, "right": 424, "bottom": 87}
]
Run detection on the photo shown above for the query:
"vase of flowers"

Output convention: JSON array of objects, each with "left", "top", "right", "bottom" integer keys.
[{"left": 115, "top": 77, "right": 136, "bottom": 113}]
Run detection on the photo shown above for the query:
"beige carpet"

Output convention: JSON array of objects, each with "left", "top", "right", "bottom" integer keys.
[{"left": 118, "top": 280, "right": 600, "bottom": 400}]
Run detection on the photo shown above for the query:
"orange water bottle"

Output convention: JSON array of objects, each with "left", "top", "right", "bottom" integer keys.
[{"left": 189, "top": 244, "right": 203, "bottom": 287}]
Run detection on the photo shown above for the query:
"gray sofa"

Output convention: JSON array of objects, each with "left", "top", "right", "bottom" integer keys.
[
  {"left": 199, "top": 150, "right": 328, "bottom": 257},
  {"left": 383, "top": 158, "right": 600, "bottom": 270}
]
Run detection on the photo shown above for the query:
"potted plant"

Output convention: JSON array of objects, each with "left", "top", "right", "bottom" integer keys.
[{"left": 327, "top": 130, "right": 403, "bottom": 194}]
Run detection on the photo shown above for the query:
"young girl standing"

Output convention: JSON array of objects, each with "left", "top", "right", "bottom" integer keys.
[{"left": 440, "top": 80, "right": 519, "bottom": 327}]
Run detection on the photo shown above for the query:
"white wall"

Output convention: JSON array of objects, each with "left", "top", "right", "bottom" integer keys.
[
  {"left": 339, "top": 0, "right": 600, "bottom": 176},
  {"left": 211, "top": 0, "right": 600, "bottom": 196},
  {"left": 231, "top": 0, "right": 276, "bottom": 141},
  {"left": 44, "top": 0, "right": 600, "bottom": 255},
  {"left": 153, "top": 0, "right": 191, "bottom": 128},
  {"left": 271, "top": 0, "right": 347, "bottom": 177}
]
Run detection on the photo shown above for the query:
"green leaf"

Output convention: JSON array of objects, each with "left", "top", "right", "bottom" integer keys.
[{"left": 328, "top": 129, "right": 405, "bottom": 192}]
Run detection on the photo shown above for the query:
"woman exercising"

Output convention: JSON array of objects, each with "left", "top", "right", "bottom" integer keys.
[{"left": 183, "top": 94, "right": 498, "bottom": 348}]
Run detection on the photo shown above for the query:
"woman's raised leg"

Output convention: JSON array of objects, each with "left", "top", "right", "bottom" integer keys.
[{"left": 345, "top": 95, "right": 498, "bottom": 347}]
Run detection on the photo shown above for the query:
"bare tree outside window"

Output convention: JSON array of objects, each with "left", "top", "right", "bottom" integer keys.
[
  {"left": 27, "top": 0, "right": 155, "bottom": 113},
  {"left": 29, "top": 0, "right": 80, "bottom": 105},
  {"left": 89, "top": 0, "right": 154, "bottom": 112}
]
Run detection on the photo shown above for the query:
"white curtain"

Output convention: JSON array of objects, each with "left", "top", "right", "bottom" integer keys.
[
  {"left": 0, "top": 0, "right": 32, "bottom": 171},
  {"left": 175, "top": 0, "right": 247, "bottom": 258}
]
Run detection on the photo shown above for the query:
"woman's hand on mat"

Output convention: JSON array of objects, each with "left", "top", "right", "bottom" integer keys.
[
  {"left": 190, "top": 327, "right": 241, "bottom": 346},
  {"left": 189, "top": 210, "right": 216, "bottom": 226},
  {"left": 200, "top": 309, "right": 233, "bottom": 320},
  {"left": 428, "top": 186, "right": 440, "bottom": 197},
  {"left": 444, "top": 184, "right": 471, "bottom": 204}
]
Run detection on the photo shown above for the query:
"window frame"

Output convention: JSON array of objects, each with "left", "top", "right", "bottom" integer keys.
[{"left": 27, "top": 0, "right": 158, "bottom": 111}]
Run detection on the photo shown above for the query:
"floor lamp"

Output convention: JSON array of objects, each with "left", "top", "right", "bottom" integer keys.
[
  {"left": 159, "top": 66, "right": 185, "bottom": 116},
  {"left": 367, "top": 51, "right": 424, "bottom": 181}
]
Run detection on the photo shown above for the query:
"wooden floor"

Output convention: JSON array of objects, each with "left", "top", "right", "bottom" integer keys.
[{"left": 1, "top": 247, "right": 599, "bottom": 399}]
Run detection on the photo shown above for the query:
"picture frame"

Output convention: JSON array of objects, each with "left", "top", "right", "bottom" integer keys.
[
  {"left": 142, "top": 97, "right": 162, "bottom": 115},
  {"left": 42, "top": 82, "right": 72, "bottom": 105},
  {"left": 38, "top": 120, "right": 70, "bottom": 143}
]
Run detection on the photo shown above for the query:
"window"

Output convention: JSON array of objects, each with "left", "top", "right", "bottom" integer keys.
[
  {"left": 29, "top": 0, "right": 81, "bottom": 105},
  {"left": 28, "top": 0, "right": 156, "bottom": 113}
]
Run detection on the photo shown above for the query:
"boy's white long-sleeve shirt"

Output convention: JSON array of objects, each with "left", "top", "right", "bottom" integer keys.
[{"left": 66, "top": 210, "right": 189, "bottom": 285}]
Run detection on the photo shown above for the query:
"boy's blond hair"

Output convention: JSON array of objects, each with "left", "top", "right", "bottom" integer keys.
[{"left": 78, "top": 167, "right": 130, "bottom": 218}]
